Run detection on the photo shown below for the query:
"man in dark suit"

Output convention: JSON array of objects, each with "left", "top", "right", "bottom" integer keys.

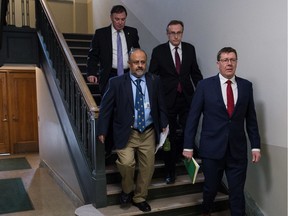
[
  {"left": 183, "top": 47, "right": 261, "bottom": 216},
  {"left": 87, "top": 5, "right": 140, "bottom": 156},
  {"left": 86, "top": 5, "right": 140, "bottom": 95},
  {"left": 98, "top": 49, "right": 168, "bottom": 212},
  {"left": 149, "top": 20, "right": 203, "bottom": 184}
]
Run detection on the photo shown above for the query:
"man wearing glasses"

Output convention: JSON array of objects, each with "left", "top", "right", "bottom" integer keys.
[
  {"left": 149, "top": 20, "right": 203, "bottom": 184},
  {"left": 183, "top": 47, "right": 261, "bottom": 216}
]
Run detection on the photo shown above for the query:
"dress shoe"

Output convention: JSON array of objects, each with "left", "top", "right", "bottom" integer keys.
[
  {"left": 132, "top": 201, "right": 151, "bottom": 212},
  {"left": 165, "top": 171, "right": 176, "bottom": 184},
  {"left": 165, "top": 176, "right": 176, "bottom": 184},
  {"left": 119, "top": 191, "right": 133, "bottom": 206}
]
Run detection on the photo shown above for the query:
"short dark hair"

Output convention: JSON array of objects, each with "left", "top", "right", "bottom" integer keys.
[
  {"left": 110, "top": 5, "right": 127, "bottom": 16},
  {"left": 217, "top": 47, "right": 238, "bottom": 61},
  {"left": 166, "top": 20, "right": 184, "bottom": 33}
]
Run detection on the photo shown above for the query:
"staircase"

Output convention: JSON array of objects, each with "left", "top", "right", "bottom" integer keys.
[
  {"left": 63, "top": 33, "right": 102, "bottom": 105},
  {"left": 63, "top": 33, "right": 230, "bottom": 216},
  {"left": 97, "top": 156, "right": 229, "bottom": 216}
]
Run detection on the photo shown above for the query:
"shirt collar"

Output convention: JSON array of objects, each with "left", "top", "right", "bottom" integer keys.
[
  {"left": 169, "top": 42, "right": 182, "bottom": 52},
  {"left": 219, "top": 73, "right": 236, "bottom": 85},
  {"left": 111, "top": 25, "right": 122, "bottom": 34},
  {"left": 130, "top": 73, "right": 146, "bottom": 82}
]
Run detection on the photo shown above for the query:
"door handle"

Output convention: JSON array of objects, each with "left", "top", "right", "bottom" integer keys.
[{"left": 3, "top": 114, "right": 8, "bottom": 122}]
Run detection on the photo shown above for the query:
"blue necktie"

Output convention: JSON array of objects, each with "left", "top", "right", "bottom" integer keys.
[
  {"left": 117, "top": 31, "right": 124, "bottom": 76},
  {"left": 135, "top": 79, "right": 145, "bottom": 132}
]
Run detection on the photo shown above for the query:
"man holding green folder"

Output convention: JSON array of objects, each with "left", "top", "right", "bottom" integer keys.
[{"left": 183, "top": 47, "right": 261, "bottom": 216}]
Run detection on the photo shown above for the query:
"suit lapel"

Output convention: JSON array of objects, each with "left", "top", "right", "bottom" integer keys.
[
  {"left": 106, "top": 26, "right": 113, "bottom": 63},
  {"left": 213, "top": 75, "right": 227, "bottom": 112},
  {"left": 234, "top": 76, "right": 242, "bottom": 112},
  {"left": 124, "top": 74, "right": 134, "bottom": 109},
  {"left": 180, "top": 42, "right": 186, "bottom": 74},
  {"left": 124, "top": 27, "right": 132, "bottom": 51},
  {"left": 145, "top": 74, "right": 154, "bottom": 109},
  {"left": 164, "top": 42, "right": 177, "bottom": 74}
]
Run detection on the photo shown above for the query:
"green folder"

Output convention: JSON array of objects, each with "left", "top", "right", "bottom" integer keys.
[{"left": 183, "top": 157, "right": 200, "bottom": 184}]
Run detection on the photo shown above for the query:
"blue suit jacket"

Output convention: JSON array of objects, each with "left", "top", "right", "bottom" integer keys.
[
  {"left": 97, "top": 73, "right": 168, "bottom": 149},
  {"left": 184, "top": 74, "right": 261, "bottom": 160}
]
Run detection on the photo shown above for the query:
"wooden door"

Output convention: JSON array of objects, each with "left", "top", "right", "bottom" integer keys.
[
  {"left": 8, "top": 71, "right": 39, "bottom": 153},
  {"left": 0, "top": 72, "right": 10, "bottom": 153}
]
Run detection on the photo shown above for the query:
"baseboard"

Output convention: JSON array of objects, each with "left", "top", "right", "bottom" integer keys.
[
  {"left": 39, "top": 160, "right": 84, "bottom": 207},
  {"left": 245, "top": 191, "right": 264, "bottom": 216}
]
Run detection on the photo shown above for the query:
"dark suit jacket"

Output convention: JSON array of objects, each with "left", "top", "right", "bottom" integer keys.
[
  {"left": 183, "top": 75, "right": 261, "bottom": 160},
  {"left": 97, "top": 73, "right": 168, "bottom": 149},
  {"left": 86, "top": 25, "right": 140, "bottom": 93},
  {"left": 149, "top": 42, "right": 203, "bottom": 109}
]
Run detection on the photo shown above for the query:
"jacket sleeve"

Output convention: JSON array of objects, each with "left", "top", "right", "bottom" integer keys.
[
  {"left": 87, "top": 29, "right": 101, "bottom": 77},
  {"left": 183, "top": 80, "right": 204, "bottom": 149}
]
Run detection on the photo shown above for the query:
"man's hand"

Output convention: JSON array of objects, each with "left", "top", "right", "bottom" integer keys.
[
  {"left": 252, "top": 151, "right": 261, "bottom": 163},
  {"left": 98, "top": 135, "right": 105, "bottom": 144},
  {"left": 87, "top": 75, "right": 98, "bottom": 84},
  {"left": 183, "top": 150, "right": 193, "bottom": 160}
]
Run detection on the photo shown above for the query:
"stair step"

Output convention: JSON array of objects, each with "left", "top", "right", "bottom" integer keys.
[
  {"left": 74, "top": 55, "right": 88, "bottom": 64},
  {"left": 106, "top": 173, "right": 204, "bottom": 195},
  {"left": 70, "top": 47, "right": 90, "bottom": 55},
  {"left": 66, "top": 39, "right": 91, "bottom": 48},
  {"left": 97, "top": 192, "right": 229, "bottom": 216},
  {"left": 63, "top": 33, "right": 93, "bottom": 40}
]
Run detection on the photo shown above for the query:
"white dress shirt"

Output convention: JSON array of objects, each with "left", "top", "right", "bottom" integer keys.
[
  {"left": 169, "top": 42, "right": 182, "bottom": 66},
  {"left": 111, "top": 26, "right": 129, "bottom": 70}
]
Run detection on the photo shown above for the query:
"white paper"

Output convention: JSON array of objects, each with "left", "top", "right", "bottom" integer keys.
[{"left": 155, "top": 125, "right": 169, "bottom": 154}]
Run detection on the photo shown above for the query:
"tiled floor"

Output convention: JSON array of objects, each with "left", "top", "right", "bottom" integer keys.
[
  {"left": 0, "top": 154, "right": 231, "bottom": 216},
  {"left": 0, "top": 154, "right": 77, "bottom": 216}
]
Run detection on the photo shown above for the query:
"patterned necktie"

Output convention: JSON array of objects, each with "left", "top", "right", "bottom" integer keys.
[
  {"left": 135, "top": 79, "right": 145, "bottom": 132},
  {"left": 117, "top": 31, "right": 124, "bottom": 76},
  {"left": 226, "top": 80, "right": 234, "bottom": 117},
  {"left": 175, "top": 47, "right": 182, "bottom": 92}
]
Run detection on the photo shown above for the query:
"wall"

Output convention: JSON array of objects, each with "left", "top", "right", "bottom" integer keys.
[
  {"left": 46, "top": 0, "right": 74, "bottom": 33},
  {"left": 36, "top": 67, "right": 84, "bottom": 205},
  {"left": 90, "top": 0, "right": 287, "bottom": 215},
  {"left": 73, "top": 0, "right": 88, "bottom": 33}
]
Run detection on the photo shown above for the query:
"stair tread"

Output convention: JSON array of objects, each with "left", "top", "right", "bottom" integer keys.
[
  {"left": 70, "top": 46, "right": 90, "bottom": 49},
  {"left": 65, "top": 38, "right": 91, "bottom": 42},
  {"left": 105, "top": 158, "right": 201, "bottom": 174},
  {"left": 74, "top": 54, "right": 88, "bottom": 57},
  {"left": 107, "top": 173, "right": 204, "bottom": 195},
  {"left": 97, "top": 192, "right": 228, "bottom": 216}
]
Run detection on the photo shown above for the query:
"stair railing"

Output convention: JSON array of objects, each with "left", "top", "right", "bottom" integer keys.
[{"left": 35, "top": 0, "right": 107, "bottom": 207}]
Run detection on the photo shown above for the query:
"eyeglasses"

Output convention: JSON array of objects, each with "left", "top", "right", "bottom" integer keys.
[
  {"left": 219, "top": 58, "right": 237, "bottom": 64},
  {"left": 168, "top": 31, "right": 183, "bottom": 37}
]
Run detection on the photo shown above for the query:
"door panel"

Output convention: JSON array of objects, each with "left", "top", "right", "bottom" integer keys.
[
  {"left": 0, "top": 72, "right": 10, "bottom": 153},
  {"left": 8, "top": 72, "right": 39, "bottom": 153}
]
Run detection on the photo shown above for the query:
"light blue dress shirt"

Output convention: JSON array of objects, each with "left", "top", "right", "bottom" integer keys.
[{"left": 130, "top": 74, "right": 153, "bottom": 129}]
